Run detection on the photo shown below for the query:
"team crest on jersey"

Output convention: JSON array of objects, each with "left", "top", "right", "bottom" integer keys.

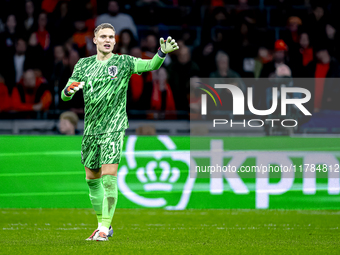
[{"left": 108, "top": 65, "right": 118, "bottom": 77}]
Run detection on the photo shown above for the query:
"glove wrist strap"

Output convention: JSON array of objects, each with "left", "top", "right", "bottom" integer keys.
[
  {"left": 158, "top": 47, "right": 167, "bottom": 58},
  {"left": 64, "top": 87, "right": 72, "bottom": 97}
]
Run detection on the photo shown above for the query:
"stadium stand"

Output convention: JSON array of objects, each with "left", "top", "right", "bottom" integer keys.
[{"left": 0, "top": 0, "right": 339, "bottom": 134}]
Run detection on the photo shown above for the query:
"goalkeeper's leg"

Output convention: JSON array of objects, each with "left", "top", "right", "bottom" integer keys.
[
  {"left": 96, "top": 131, "right": 124, "bottom": 238},
  {"left": 82, "top": 135, "right": 109, "bottom": 240},
  {"left": 99, "top": 164, "right": 118, "bottom": 237},
  {"left": 85, "top": 167, "right": 104, "bottom": 229}
]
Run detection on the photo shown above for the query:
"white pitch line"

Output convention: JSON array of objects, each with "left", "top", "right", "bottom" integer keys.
[
  {"left": 0, "top": 171, "right": 84, "bottom": 177},
  {"left": 0, "top": 151, "right": 79, "bottom": 157},
  {"left": 0, "top": 150, "right": 190, "bottom": 157},
  {"left": 2, "top": 150, "right": 340, "bottom": 158},
  {"left": 0, "top": 191, "right": 88, "bottom": 197}
]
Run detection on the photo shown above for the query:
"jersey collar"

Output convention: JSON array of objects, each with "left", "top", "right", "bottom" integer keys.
[{"left": 96, "top": 53, "right": 115, "bottom": 65}]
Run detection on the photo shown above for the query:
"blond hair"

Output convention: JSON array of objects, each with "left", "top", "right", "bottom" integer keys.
[
  {"left": 94, "top": 23, "right": 115, "bottom": 35},
  {"left": 60, "top": 111, "right": 79, "bottom": 127}
]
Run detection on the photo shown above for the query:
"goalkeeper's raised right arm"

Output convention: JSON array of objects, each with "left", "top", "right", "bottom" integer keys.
[{"left": 134, "top": 36, "right": 179, "bottom": 74}]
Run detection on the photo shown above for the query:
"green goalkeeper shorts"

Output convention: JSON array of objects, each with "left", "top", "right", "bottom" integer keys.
[{"left": 81, "top": 131, "right": 125, "bottom": 169}]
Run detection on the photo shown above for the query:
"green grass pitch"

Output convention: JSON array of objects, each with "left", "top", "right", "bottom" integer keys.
[{"left": 1, "top": 209, "right": 339, "bottom": 254}]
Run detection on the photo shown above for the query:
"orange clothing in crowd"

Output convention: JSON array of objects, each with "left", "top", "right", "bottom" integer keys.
[
  {"left": 189, "top": 93, "right": 202, "bottom": 120},
  {"left": 314, "top": 62, "right": 330, "bottom": 109},
  {"left": 291, "top": 31, "right": 299, "bottom": 43},
  {"left": 73, "top": 31, "right": 93, "bottom": 49},
  {"left": 130, "top": 74, "right": 144, "bottom": 102},
  {"left": 130, "top": 72, "right": 152, "bottom": 102},
  {"left": 35, "top": 30, "right": 50, "bottom": 50},
  {"left": 11, "top": 77, "right": 52, "bottom": 111},
  {"left": 85, "top": 19, "right": 96, "bottom": 32},
  {"left": 42, "top": 0, "right": 69, "bottom": 13},
  {"left": 141, "top": 51, "right": 153, "bottom": 60},
  {"left": 211, "top": 0, "right": 224, "bottom": 7},
  {"left": 0, "top": 82, "right": 11, "bottom": 112},
  {"left": 150, "top": 81, "right": 176, "bottom": 112},
  {"left": 301, "top": 47, "right": 313, "bottom": 66}
]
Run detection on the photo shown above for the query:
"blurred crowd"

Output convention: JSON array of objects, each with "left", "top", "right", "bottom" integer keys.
[{"left": 0, "top": 0, "right": 340, "bottom": 121}]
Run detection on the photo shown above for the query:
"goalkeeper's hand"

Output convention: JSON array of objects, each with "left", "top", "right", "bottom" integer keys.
[
  {"left": 160, "top": 36, "right": 179, "bottom": 54},
  {"left": 64, "top": 81, "right": 84, "bottom": 96}
]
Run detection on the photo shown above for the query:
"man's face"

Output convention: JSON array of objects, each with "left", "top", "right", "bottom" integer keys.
[
  {"left": 299, "top": 33, "right": 309, "bottom": 49},
  {"left": 178, "top": 47, "right": 190, "bottom": 65},
  {"left": 25, "top": 1, "right": 34, "bottom": 16},
  {"left": 59, "top": 119, "right": 75, "bottom": 135},
  {"left": 16, "top": 39, "right": 27, "bottom": 55},
  {"left": 217, "top": 56, "right": 229, "bottom": 71},
  {"left": 108, "top": 1, "right": 119, "bottom": 15},
  {"left": 6, "top": 15, "right": 16, "bottom": 30},
  {"left": 23, "top": 70, "right": 36, "bottom": 89},
  {"left": 38, "top": 13, "right": 47, "bottom": 28},
  {"left": 54, "top": 46, "right": 64, "bottom": 62},
  {"left": 75, "top": 20, "right": 86, "bottom": 31},
  {"left": 130, "top": 47, "right": 142, "bottom": 58},
  {"left": 146, "top": 35, "right": 157, "bottom": 50},
  {"left": 274, "top": 50, "right": 285, "bottom": 62},
  {"left": 326, "top": 24, "right": 336, "bottom": 39},
  {"left": 93, "top": 28, "right": 116, "bottom": 54},
  {"left": 289, "top": 22, "right": 299, "bottom": 32},
  {"left": 313, "top": 7, "right": 324, "bottom": 21},
  {"left": 121, "top": 32, "right": 131, "bottom": 45}
]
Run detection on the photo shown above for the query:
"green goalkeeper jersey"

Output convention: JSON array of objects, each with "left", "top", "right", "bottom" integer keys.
[{"left": 61, "top": 53, "right": 165, "bottom": 135}]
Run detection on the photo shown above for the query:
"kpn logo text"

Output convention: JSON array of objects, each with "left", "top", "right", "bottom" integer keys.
[{"left": 200, "top": 84, "right": 311, "bottom": 128}]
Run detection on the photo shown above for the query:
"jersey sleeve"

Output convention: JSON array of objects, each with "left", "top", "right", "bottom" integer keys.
[
  {"left": 128, "top": 56, "right": 142, "bottom": 75},
  {"left": 68, "top": 58, "right": 84, "bottom": 83},
  {"left": 130, "top": 53, "right": 166, "bottom": 75},
  {"left": 61, "top": 58, "right": 84, "bottom": 101}
]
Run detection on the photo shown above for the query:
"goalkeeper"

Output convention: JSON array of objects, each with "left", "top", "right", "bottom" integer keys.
[{"left": 61, "top": 23, "right": 179, "bottom": 241}]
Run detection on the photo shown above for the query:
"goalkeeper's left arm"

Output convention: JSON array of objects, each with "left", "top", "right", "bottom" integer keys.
[
  {"left": 61, "top": 58, "right": 84, "bottom": 102},
  {"left": 134, "top": 36, "right": 179, "bottom": 73}
]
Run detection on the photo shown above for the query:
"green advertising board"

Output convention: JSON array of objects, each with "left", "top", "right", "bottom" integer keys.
[{"left": 0, "top": 136, "right": 339, "bottom": 209}]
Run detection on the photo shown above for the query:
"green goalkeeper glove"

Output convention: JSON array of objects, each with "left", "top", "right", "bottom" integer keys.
[
  {"left": 64, "top": 81, "right": 84, "bottom": 96},
  {"left": 159, "top": 36, "right": 179, "bottom": 54}
]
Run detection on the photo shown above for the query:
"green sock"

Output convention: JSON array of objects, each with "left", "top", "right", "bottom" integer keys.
[
  {"left": 101, "top": 175, "right": 118, "bottom": 229},
  {"left": 86, "top": 178, "right": 104, "bottom": 225}
]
